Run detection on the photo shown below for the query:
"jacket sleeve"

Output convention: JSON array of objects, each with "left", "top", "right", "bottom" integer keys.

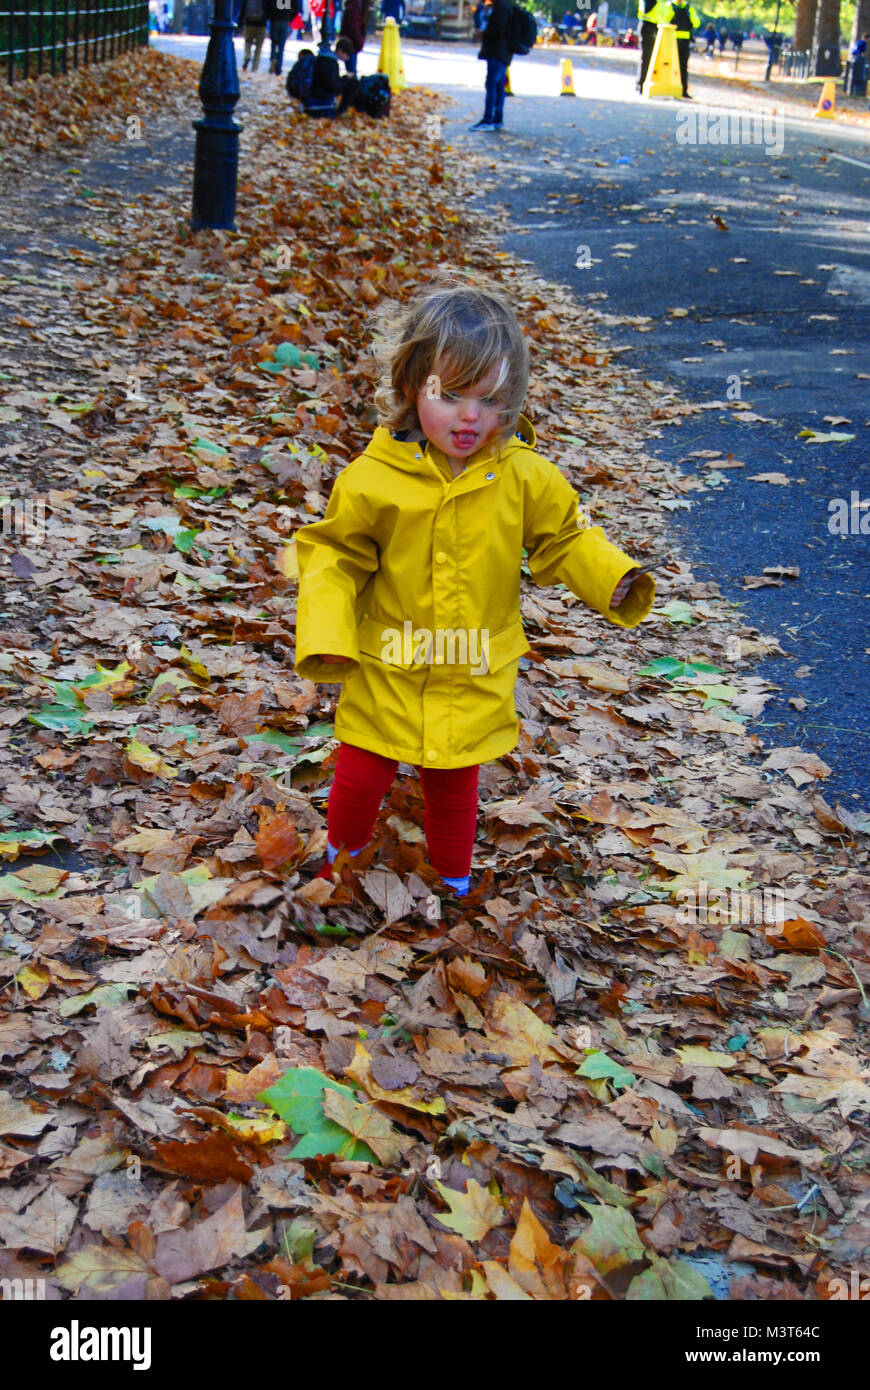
[
  {"left": 294, "top": 470, "right": 380, "bottom": 681},
  {"left": 522, "top": 459, "right": 655, "bottom": 629}
]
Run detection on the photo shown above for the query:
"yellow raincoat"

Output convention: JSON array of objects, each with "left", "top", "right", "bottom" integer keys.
[{"left": 294, "top": 416, "right": 655, "bottom": 768}]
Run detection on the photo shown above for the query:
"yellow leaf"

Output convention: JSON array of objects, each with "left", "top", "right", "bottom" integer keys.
[
  {"left": 88, "top": 661, "right": 131, "bottom": 691},
  {"left": 114, "top": 828, "right": 178, "bottom": 854},
  {"left": 276, "top": 541, "right": 298, "bottom": 579},
  {"left": 179, "top": 644, "right": 210, "bottom": 682},
  {"left": 508, "top": 1198, "right": 567, "bottom": 1298},
  {"left": 125, "top": 739, "right": 178, "bottom": 779},
  {"left": 345, "top": 1042, "right": 446, "bottom": 1115},
  {"left": 432, "top": 1178, "right": 506, "bottom": 1242},
  {"left": 480, "top": 1261, "right": 532, "bottom": 1300},
  {"left": 676, "top": 1045, "right": 736, "bottom": 1070},
  {"left": 16, "top": 965, "right": 52, "bottom": 999},
  {"left": 11, "top": 864, "right": 66, "bottom": 894},
  {"left": 321, "top": 1089, "right": 412, "bottom": 1166},
  {"left": 483, "top": 993, "right": 563, "bottom": 1065},
  {"left": 224, "top": 1112, "right": 287, "bottom": 1144}
]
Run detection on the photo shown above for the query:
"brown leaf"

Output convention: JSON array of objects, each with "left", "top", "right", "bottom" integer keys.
[{"left": 256, "top": 814, "right": 304, "bottom": 870}]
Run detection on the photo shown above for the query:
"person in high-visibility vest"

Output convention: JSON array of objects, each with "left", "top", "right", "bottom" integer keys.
[{"left": 648, "top": 0, "right": 701, "bottom": 96}]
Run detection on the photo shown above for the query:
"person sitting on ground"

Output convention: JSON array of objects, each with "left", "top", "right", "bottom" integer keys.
[{"left": 286, "top": 41, "right": 354, "bottom": 116}]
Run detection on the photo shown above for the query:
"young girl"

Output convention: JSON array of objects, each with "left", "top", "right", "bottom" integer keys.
[{"left": 294, "top": 283, "right": 655, "bottom": 897}]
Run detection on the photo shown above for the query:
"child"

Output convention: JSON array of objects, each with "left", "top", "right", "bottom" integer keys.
[{"left": 294, "top": 283, "right": 655, "bottom": 898}]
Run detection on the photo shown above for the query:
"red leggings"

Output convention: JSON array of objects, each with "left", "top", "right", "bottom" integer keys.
[{"left": 327, "top": 743, "right": 479, "bottom": 878}]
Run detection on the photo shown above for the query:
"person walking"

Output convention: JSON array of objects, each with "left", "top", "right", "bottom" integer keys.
[
  {"left": 339, "top": 0, "right": 365, "bottom": 72},
  {"left": 239, "top": 0, "right": 268, "bottom": 69},
  {"left": 295, "top": 282, "right": 654, "bottom": 899},
  {"left": 381, "top": 0, "right": 405, "bottom": 24},
  {"left": 309, "top": 0, "right": 326, "bottom": 45},
  {"left": 471, "top": 0, "right": 511, "bottom": 131},
  {"left": 265, "top": 0, "right": 299, "bottom": 73},
  {"left": 637, "top": 0, "right": 657, "bottom": 90},
  {"left": 648, "top": 0, "right": 700, "bottom": 97}
]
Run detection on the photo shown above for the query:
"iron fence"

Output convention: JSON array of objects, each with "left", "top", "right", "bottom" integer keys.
[
  {"left": 1, "top": 0, "right": 149, "bottom": 83},
  {"left": 778, "top": 44, "right": 811, "bottom": 78}
]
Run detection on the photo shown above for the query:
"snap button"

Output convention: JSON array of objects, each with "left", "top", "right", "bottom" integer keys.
[
  {"left": 414, "top": 452, "right": 421, "bottom": 460},
  {"left": 435, "top": 551, "right": 447, "bottom": 564},
  {"left": 485, "top": 471, "right": 495, "bottom": 480},
  {"left": 426, "top": 749, "right": 438, "bottom": 761}
]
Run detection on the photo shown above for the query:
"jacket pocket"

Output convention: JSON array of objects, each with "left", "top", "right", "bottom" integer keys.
[
  {"left": 357, "top": 615, "right": 418, "bottom": 668},
  {"left": 356, "top": 615, "right": 528, "bottom": 674},
  {"left": 485, "top": 619, "right": 529, "bottom": 674}
]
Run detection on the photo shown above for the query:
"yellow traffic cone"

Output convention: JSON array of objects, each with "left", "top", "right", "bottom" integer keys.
[
  {"left": 642, "top": 23, "right": 683, "bottom": 98},
  {"left": 504, "top": 65, "right": 512, "bottom": 94},
  {"left": 560, "top": 58, "right": 576, "bottom": 95},
  {"left": 814, "top": 79, "right": 836, "bottom": 118},
  {"left": 377, "top": 16, "right": 406, "bottom": 92}
]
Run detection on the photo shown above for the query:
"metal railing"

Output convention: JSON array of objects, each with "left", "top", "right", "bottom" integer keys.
[
  {"left": 778, "top": 44, "right": 811, "bottom": 78},
  {"left": 1, "top": 0, "right": 149, "bottom": 83}
]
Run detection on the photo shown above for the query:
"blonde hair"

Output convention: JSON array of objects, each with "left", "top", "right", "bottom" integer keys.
[{"left": 372, "top": 279, "right": 530, "bottom": 439}]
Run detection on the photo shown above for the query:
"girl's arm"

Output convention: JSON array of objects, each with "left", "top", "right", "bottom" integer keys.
[
  {"left": 294, "top": 473, "right": 379, "bottom": 680},
  {"left": 523, "top": 460, "right": 655, "bottom": 628}
]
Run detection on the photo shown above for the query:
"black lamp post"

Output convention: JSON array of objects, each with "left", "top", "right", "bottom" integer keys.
[{"left": 191, "top": 0, "right": 242, "bottom": 231}]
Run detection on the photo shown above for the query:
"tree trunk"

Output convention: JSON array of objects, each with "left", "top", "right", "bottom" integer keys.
[
  {"left": 813, "top": 0, "right": 841, "bottom": 50},
  {"left": 851, "top": 0, "right": 870, "bottom": 46},
  {"left": 793, "top": 0, "right": 817, "bottom": 49}
]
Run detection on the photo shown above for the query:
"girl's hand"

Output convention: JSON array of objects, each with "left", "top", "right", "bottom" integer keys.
[
  {"left": 320, "top": 653, "right": 353, "bottom": 664},
  {"left": 611, "top": 569, "right": 640, "bottom": 608}
]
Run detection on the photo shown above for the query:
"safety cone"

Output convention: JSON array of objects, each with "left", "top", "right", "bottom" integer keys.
[
  {"left": 377, "top": 16, "right": 406, "bottom": 92},
  {"left": 641, "top": 23, "right": 683, "bottom": 98},
  {"left": 814, "top": 79, "right": 836, "bottom": 118},
  {"left": 560, "top": 58, "right": 576, "bottom": 95},
  {"left": 504, "top": 65, "right": 513, "bottom": 94}
]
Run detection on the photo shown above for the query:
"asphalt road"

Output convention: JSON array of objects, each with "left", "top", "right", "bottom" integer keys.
[
  {"left": 434, "top": 49, "right": 870, "bottom": 809},
  {"left": 155, "top": 35, "right": 870, "bottom": 806}
]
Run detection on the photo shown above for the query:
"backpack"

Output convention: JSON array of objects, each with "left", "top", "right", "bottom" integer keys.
[
  {"left": 507, "top": 3, "right": 537, "bottom": 54},
  {"left": 669, "top": 2, "right": 693, "bottom": 30},
  {"left": 286, "top": 49, "right": 317, "bottom": 100},
  {"left": 356, "top": 72, "right": 391, "bottom": 116}
]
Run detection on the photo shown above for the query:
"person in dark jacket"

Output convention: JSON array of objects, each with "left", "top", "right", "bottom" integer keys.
[
  {"left": 265, "top": 0, "right": 299, "bottom": 73},
  {"left": 339, "top": 0, "right": 366, "bottom": 71},
  {"left": 287, "top": 42, "right": 353, "bottom": 114},
  {"left": 471, "top": 0, "right": 511, "bottom": 131},
  {"left": 637, "top": 0, "right": 656, "bottom": 90}
]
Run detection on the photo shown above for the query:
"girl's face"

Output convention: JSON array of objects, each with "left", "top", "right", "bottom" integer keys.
[{"left": 415, "top": 359, "right": 506, "bottom": 471}]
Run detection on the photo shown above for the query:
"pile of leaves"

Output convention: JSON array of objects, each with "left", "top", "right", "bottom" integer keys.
[{"left": 0, "top": 54, "right": 867, "bottom": 1301}]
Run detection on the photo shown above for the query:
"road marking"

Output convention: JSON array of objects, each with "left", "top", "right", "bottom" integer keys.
[{"left": 828, "top": 152, "right": 870, "bottom": 172}]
